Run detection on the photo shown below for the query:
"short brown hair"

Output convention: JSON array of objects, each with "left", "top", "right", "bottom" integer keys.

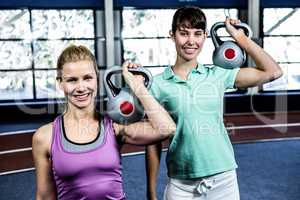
[
  {"left": 56, "top": 45, "right": 98, "bottom": 80},
  {"left": 171, "top": 6, "right": 207, "bottom": 34}
]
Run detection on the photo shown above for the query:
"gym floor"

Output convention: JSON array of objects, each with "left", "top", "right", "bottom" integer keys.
[{"left": 0, "top": 139, "right": 299, "bottom": 200}]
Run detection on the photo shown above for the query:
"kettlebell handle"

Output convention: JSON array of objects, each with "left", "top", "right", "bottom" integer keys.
[
  {"left": 210, "top": 22, "right": 253, "bottom": 48},
  {"left": 104, "top": 65, "right": 153, "bottom": 98}
]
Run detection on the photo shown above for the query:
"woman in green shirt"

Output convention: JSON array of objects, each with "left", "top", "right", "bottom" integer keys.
[{"left": 145, "top": 6, "right": 282, "bottom": 200}]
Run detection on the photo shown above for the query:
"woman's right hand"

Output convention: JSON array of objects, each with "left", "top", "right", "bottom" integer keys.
[
  {"left": 225, "top": 17, "right": 245, "bottom": 41},
  {"left": 122, "top": 61, "right": 147, "bottom": 96}
]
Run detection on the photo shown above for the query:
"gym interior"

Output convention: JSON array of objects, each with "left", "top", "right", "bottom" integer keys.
[{"left": 0, "top": 0, "right": 299, "bottom": 199}]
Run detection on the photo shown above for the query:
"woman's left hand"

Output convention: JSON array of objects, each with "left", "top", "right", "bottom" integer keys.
[
  {"left": 225, "top": 17, "right": 245, "bottom": 40},
  {"left": 122, "top": 61, "right": 146, "bottom": 94}
]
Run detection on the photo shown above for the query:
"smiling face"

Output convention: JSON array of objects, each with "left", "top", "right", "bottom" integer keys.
[
  {"left": 56, "top": 45, "right": 98, "bottom": 111},
  {"left": 171, "top": 27, "right": 206, "bottom": 62},
  {"left": 170, "top": 6, "right": 207, "bottom": 63},
  {"left": 59, "top": 60, "right": 98, "bottom": 109}
]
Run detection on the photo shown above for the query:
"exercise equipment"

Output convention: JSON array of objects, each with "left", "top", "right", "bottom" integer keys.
[
  {"left": 211, "top": 22, "right": 253, "bottom": 69},
  {"left": 104, "top": 66, "right": 152, "bottom": 124}
]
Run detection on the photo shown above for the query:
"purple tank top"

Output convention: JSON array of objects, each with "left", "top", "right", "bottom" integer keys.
[{"left": 50, "top": 115, "right": 125, "bottom": 200}]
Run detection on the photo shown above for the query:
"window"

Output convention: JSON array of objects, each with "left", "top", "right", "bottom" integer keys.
[
  {"left": 121, "top": 8, "right": 239, "bottom": 80},
  {"left": 121, "top": 8, "right": 240, "bottom": 93},
  {"left": 0, "top": 9, "right": 96, "bottom": 101},
  {"left": 263, "top": 8, "right": 300, "bottom": 91}
]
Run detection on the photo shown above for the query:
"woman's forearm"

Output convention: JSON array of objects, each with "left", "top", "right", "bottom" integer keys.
[
  {"left": 134, "top": 86, "right": 176, "bottom": 136},
  {"left": 235, "top": 33, "right": 282, "bottom": 81}
]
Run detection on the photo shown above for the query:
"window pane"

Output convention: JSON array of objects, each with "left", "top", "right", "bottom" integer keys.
[
  {"left": 122, "top": 9, "right": 175, "bottom": 38},
  {"left": 264, "top": 37, "right": 300, "bottom": 62},
  {"left": 35, "top": 70, "right": 64, "bottom": 99},
  {"left": 263, "top": 64, "right": 300, "bottom": 91},
  {"left": 0, "top": 71, "right": 33, "bottom": 100},
  {"left": 0, "top": 10, "right": 30, "bottom": 39},
  {"left": 33, "top": 40, "right": 95, "bottom": 69},
  {"left": 287, "top": 64, "right": 300, "bottom": 90},
  {"left": 123, "top": 37, "right": 215, "bottom": 66},
  {"left": 0, "top": 41, "right": 32, "bottom": 70},
  {"left": 32, "top": 10, "right": 94, "bottom": 39},
  {"left": 122, "top": 8, "right": 238, "bottom": 67},
  {"left": 264, "top": 8, "right": 300, "bottom": 35},
  {"left": 204, "top": 9, "right": 238, "bottom": 36},
  {"left": 122, "top": 9, "right": 238, "bottom": 38},
  {"left": 123, "top": 38, "right": 175, "bottom": 66}
]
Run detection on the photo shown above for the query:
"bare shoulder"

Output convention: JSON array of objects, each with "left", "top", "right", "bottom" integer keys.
[{"left": 32, "top": 122, "right": 53, "bottom": 152}]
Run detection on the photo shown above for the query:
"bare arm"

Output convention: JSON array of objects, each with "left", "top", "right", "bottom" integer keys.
[
  {"left": 225, "top": 17, "right": 283, "bottom": 88},
  {"left": 146, "top": 143, "right": 162, "bottom": 200},
  {"left": 32, "top": 124, "right": 57, "bottom": 200},
  {"left": 113, "top": 62, "right": 176, "bottom": 145}
]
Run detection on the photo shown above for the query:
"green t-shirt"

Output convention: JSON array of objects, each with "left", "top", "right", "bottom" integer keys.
[{"left": 150, "top": 64, "right": 240, "bottom": 179}]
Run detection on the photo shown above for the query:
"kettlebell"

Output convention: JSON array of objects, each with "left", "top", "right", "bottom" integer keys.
[
  {"left": 211, "top": 22, "right": 253, "bottom": 69},
  {"left": 104, "top": 65, "right": 152, "bottom": 124}
]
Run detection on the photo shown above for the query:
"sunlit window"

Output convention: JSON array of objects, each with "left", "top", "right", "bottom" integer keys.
[
  {"left": 122, "top": 8, "right": 238, "bottom": 69},
  {"left": 121, "top": 8, "right": 239, "bottom": 93},
  {"left": 263, "top": 8, "right": 300, "bottom": 91},
  {"left": 0, "top": 9, "right": 95, "bottom": 101}
]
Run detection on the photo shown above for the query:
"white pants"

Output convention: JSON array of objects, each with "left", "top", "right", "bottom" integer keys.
[{"left": 163, "top": 170, "right": 240, "bottom": 200}]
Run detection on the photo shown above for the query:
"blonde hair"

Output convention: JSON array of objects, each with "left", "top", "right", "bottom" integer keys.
[{"left": 56, "top": 45, "right": 98, "bottom": 80}]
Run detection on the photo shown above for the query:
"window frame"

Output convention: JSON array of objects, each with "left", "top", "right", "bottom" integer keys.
[
  {"left": 261, "top": 7, "right": 300, "bottom": 93},
  {"left": 119, "top": 7, "right": 246, "bottom": 95},
  {"left": 0, "top": 8, "right": 103, "bottom": 103}
]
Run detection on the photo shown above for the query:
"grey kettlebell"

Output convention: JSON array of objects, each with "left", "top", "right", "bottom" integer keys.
[
  {"left": 211, "top": 22, "right": 253, "bottom": 69},
  {"left": 104, "top": 66, "right": 152, "bottom": 124}
]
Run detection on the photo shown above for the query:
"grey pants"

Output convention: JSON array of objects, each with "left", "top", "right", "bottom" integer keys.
[{"left": 163, "top": 170, "right": 240, "bottom": 200}]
